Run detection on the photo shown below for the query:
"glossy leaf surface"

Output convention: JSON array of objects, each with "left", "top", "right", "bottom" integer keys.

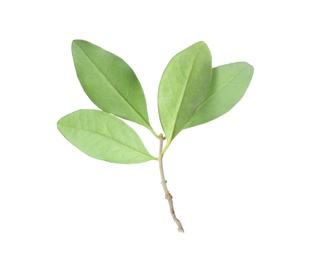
[
  {"left": 186, "top": 62, "right": 254, "bottom": 128},
  {"left": 158, "top": 42, "right": 212, "bottom": 147},
  {"left": 72, "top": 40, "right": 153, "bottom": 132},
  {"left": 57, "top": 110, "right": 156, "bottom": 164}
]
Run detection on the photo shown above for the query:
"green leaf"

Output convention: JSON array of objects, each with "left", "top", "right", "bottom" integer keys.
[
  {"left": 57, "top": 110, "right": 157, "bottom": 164},
  {"left": 186, "top": 62, "right": 254, "bottom": 128},
  {"left": 158, "top": 41, "right": 212, "bottom": 149},
  {"left": 72, "top": 40, "right": 156, "bottom": 136}
]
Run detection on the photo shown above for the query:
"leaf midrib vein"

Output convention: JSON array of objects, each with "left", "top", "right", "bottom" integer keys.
[
  {"left": 59, "top": 123, "right": 153, "bottom": 159},
  {"left": 195, "top": 64, "right": 249, "bottom": 113},
  {"left": 170, "top": 45, "right": 203, "bottom": 139},
  {"left": 75, "top": 42, "right": 149, "bottom": 127}
]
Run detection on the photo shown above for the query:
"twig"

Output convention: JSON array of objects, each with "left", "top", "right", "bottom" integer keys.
[{"left": 158, "top": 134, "right": 184, "bottom": 233}]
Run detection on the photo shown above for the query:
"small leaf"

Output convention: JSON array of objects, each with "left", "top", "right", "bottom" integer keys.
[
  {"left": 158, "top": 42, "right": 212, "bottom": 148},
  {"left": 72, "top": 40, "right": 155, "bottom": 134},
  {"left": 57, "top": 110, "right": 156, "bottom": 164},
  {"left": 186, "top": 62, "right": 254, "bottom": 128}
]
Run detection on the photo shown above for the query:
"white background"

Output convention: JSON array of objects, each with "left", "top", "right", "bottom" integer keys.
[{"left": 1, "top": 0, "right": 314, "bottom": 259}]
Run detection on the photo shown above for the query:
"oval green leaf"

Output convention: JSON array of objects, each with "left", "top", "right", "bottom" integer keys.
[
  {"left": 57, "top": 110, "right": 156, "bottom": 164},
  {"left": 72, "top": 40, "right": 156, "bottom": 135},
  {"left": 158, "top": 41, "right": 212, "bottom": 148},
  {"left": 186, "top": 62, "right": 254, "bottom": 128}
]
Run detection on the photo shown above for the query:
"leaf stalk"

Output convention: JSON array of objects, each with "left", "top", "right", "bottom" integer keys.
[{"left": 148, "top": 125, "right": 159, "bottom": 138}]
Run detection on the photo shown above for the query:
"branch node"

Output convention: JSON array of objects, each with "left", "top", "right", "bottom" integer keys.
[{"left": 165, "top": 192, "right": 172, "bottom": 200}]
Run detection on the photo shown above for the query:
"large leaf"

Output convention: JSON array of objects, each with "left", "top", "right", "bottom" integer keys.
[
  {"left": 186, "top": 62, "right": 254, "bottom": 128},
  {"left": 57, "top": 110, "right": 156, "bottom": 164},
  {"left": 158, "top": 42, "right": 212, "bottom": 149},
  {"left": 72, "top": 40, "right": 156, "bottom": 135}
]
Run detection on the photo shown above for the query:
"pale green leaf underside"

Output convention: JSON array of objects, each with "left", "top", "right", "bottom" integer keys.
[
  {"left": 186, "top": 62, "right": 254, "bottom": 128},
  {"left": 57, "top": 110, "right": 156, "bottom": 164},
  {"left": 158, "top": 41, "right": 212, "bottom": 147},
  {"left": 72, "top": 40, "right": 153, "bottom": 131}
]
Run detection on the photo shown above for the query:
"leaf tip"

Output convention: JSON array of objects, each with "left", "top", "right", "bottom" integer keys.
[
  {"left": 235, "top": 61, "right": 255, "bottom": 75},
  {"left": 71, "top": 39, "right": 89, "bottom": 51},
  {"left": 71, "top": 40, "right": 81, "bottom": 56},
  {"left": 193, "top": 41, "right": 211, "bottom": 57},
  {"left": 56, "top": 117, "right": 64, "bottom": 131},
  {"left": 192, "top": 41, "right": 207, "bottom": 48},
  {"left": 71, "top": 39, "right": 79, "bottom": 48},
  {"left": 244, "top": 62, "right": 255, "bottom": 76},
  {"left": 72, "top": 39, "right": 83, "bottom": 45},
  {"left": 243, "top": 61, "right": 254, "bottom": 70}
]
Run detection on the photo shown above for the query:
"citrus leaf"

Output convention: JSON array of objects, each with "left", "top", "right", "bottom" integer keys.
[
  {"left": 72, "top": 40, "right": 156, "bottom": 135},
  {"left": 158, "top": 41, "right": 212, "bottom": 149},
  {"left": 186, "top": 62, "right": 254, "bottom": 128},
  {"left": 57, "top": 110, "right": 156, "bottom": 164}
]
